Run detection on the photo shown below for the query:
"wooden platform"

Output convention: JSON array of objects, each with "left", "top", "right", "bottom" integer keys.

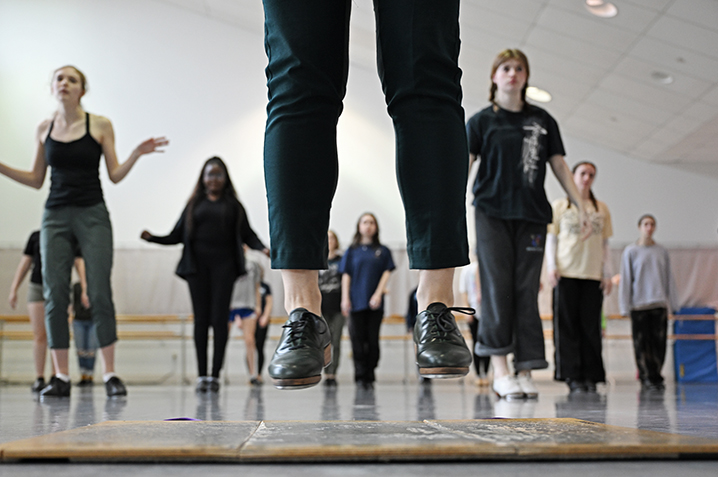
[{"left": 2, "top": 419, "right": 717, "bottom": 463}]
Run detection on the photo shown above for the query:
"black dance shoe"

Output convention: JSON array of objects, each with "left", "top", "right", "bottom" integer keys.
[
  {"left": 40, "top": 376, "right": 71, "bottom": 398},
  {"left": 413, "top": 303, "right": 473, "bottom": 378},
  {"left": 105, "top": 376, "right": 128, "bottom": 397},
  {"left": 268, "top": 308, "right": 331, "bottom": 390},
  {"left": 31, "top": 377, "right": 46, "bottom": 393}
]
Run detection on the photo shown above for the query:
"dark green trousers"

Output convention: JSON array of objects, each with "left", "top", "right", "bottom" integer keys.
[{"left": 263, "top": 0, "right": 469, "bottom": 270}]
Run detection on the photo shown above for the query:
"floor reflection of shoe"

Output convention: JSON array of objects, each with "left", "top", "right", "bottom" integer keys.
[
  {"left": 31, "top": 377, "right": 46, "bottom": 393},
  {"left": 419, "top": 376, "right": 432, "bottom": 385},
  {"left": 249, "top": 377, "right": 261, "bottom": 386},
  {"left": 105, "top": 376, "right": 127, "bottom": 397},
  {"left": 493, "top": 399, "right": 523, "bottom": 418},
  {"left": 40, "top": 376, "right": 71, "bottom": 398},
  {"left": 492, "top": 375, "right": 524, "bottom": 400},
  {"left": 268, "top": 308, "right": 331, "bottom": 390},
  {"left": 516, "top": 374, "right": 538, "bottom": 399},
  {"left": 324, "top": 378, "right": 337, "bottom": 387},
  {"left": 413, "top": 303, "right": 473, "bottom": 378}
]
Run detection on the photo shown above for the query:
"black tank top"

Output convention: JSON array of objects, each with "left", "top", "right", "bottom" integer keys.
[{"left": 44, "top": 112, "right": 104, "bottom": 208}]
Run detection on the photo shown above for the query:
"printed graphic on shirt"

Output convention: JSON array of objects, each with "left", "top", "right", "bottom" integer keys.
[
  {"left": 566, "top": 209, "right": 604, "bottom": 237},
  {"left": 527, "top": 234, "right": 544, "bottom": 252},
  {"left": 521, "top": 121, "right": 547, "bottom": 186}
]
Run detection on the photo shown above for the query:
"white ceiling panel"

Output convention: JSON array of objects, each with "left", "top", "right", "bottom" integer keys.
[
  {"left": 681, "top": 101, "right": 718, "bottom": 122},
  {"left": 525, "top": 47, "right": 608, "bottom": 85},
  {"left": 536, "top": 5, "right": 640, "bottom": 52},
  {"left": 548, "top": 0, "right": 661, "bottom": 33},
  {"left": 584, "top": 88, "right": 673, "bottom": 126},
  {"left": 460, "top": 4, "right": 536, "bottom": 43},
  {"left": 628, "top": 36, "right": 718, "bottom": 83},
  {"left": 623, "top": 0, "right": 673, "bottom": 12},
  {"left": 462, "top": 0, "right": 547, "bottom": 25},
  {"left": 647, "top": 16, "right": 718, "bottom": 61},
  {"left": 598, "top": 72, "right": 695, "bottom": 114},
  {"left": 665, "top": 0, "right": 718, "bottom": 33},
  {"left": 612, "top": 56, "right": 713, "bottom": 100},
  {"left": 524, "top": 26, "right": 623, "bottom": 71},
  {"left": 571, "top": 101, "right": 656, "bottom": 139},
  {"left": 703, "top": 86, "right": 718, "bottom": 106}
]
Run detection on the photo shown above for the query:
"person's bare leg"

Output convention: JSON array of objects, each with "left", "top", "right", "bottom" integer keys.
[
  {"left": 99, "top": 343, "right": 115, "bottom": 374},
  {"left": 243, "top": 317, "right": 257, "bottom": 377},
  {"left": 414, "top": 268, "right": 472, "bottom": 378},
  {"left": 28, "top": 302, "right": 49, "bottom": 377},
  {"left": 281, "top": 270, "right": 321, "bottom": 315},
  {"left": 269, "top": 269, "right": 329, "bottom": 389},
  {"left": 51, "top": 348, "right": 70, "bottom": 375},
  {"left": 416, "top": 268, "right": 454, "bottom": 311}
]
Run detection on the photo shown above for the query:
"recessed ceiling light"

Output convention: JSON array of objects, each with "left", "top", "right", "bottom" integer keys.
[
  {"left": 526, "top": 86, "right": 552, "bottom": 103},
  {"left": 585, "top": 0, "right": 618, "bottom": 18},
  {"left": 650, "top": 71, "right": 674, "bottom": 85}
]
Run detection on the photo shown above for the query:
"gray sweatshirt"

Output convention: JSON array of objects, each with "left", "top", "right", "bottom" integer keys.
[{"left": 619, "top": 243, "right": 679, "bottom": 316}]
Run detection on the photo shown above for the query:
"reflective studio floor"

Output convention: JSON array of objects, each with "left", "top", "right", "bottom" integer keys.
[{"left": 1, "top": 376, "right": 717, "bottom": 476}]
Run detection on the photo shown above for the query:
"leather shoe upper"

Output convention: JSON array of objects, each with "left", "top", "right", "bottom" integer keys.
[
  {"left": 268, "top": 308, "right": 331, "bottom": 380},
  {"left": 414, "top": 302, "right": 472, "bottom": 368}
]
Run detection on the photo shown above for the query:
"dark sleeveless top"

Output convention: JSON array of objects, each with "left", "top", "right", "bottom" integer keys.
[{"left": 44, "top": 112, "right": 104, "bottom": 208}]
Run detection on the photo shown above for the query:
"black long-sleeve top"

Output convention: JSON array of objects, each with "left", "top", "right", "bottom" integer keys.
[{"left": 146, "top": 197, "right": 265, "bottom": 280}]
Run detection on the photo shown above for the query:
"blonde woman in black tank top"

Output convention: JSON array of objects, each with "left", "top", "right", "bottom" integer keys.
[{"left": 0, "top": 65, "right": 168, "bottom": 398}]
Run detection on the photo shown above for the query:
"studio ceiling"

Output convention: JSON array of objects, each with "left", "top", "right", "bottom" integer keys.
[{"left": 155, "top": 0, "right": 718, "bottom": 179}]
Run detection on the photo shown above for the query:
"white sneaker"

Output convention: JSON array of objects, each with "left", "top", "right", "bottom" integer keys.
[
  {"left": 516, "top": 374, "right": 539, "bottom": 399},
  {"left": 492, "top": 375, "right": 524, "bottom": 400}
]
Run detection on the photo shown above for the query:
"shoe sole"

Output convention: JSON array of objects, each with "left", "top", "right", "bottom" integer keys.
[
  {"left": 271, "top": 344, "right": 331, "bottom": 390},
  {"left": 494, "top": 391, "right": 526, "bottom": 400},
  {"left": 418, "top": 366, "right": 470, "bottom": 378}
]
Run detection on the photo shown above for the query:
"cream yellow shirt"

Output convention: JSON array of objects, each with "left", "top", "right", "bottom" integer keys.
[{"left": 548, "top": 198, "right": 612, "bottom": 281}]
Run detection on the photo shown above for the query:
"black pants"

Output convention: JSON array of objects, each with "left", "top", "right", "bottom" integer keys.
[
  {"left": 631, "top": 307, "right": 668, "bottom": 385},
  {"left": 474, "top": 208, "right": 549, "bottom": 371},
  {"left": 553, "top": 278, "right": 605, "bottom": 383},
  {"left": 186, "top": 253, "right": 235, "bottom": 378},
  {"left": 348, "top": 309, "right": 383, "bottom": 383},
  {"left": 262, "top": 0, "right": 469, "bottom": 270},
  {"left": 468, "top": 316, "right": 490, "bottom": 376},
  {"left": 255, "top": 322, "right": 269, "bottom": 376}
]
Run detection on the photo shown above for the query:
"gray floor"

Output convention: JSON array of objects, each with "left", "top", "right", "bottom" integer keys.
[{"left": 1, "top": 377, "right": 717, "bottom": 475}]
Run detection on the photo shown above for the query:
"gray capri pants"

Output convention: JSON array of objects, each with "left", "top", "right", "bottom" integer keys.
[{"left": 41, "top": 202, "right": 117, "bottom": 349}]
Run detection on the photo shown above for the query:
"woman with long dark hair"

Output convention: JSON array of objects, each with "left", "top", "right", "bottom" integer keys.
[
  {"left": 141, "top": 157, "right": 268, "bottom": 393},
  {"left": 546, "top": 161, "right": 613, "bottom": 394},
  {"left": 0, "top": 65, "right": 167, "bottom": 398},
  {"left": 340, "top": 213, "right": 395, "bottom": 388}
]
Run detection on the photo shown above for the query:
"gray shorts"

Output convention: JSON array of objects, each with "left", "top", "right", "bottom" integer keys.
[{"left": 27, "top": 282, "right": 44, "bottom": 303}]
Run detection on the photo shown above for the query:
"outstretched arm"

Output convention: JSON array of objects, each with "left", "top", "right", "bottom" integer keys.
[
  {"left": 549, "top": 154, "right": 591, "bottom": 239},
  {"left": 0, "top": 122, "right": 49, "bottom": 189},
  {"left": 98, "top": 116, "right": 168, "bottom": 184}
]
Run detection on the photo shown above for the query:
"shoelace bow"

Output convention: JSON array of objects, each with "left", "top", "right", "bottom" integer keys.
[
  {"left": 282, "top": 312, "right": 326, "bottom": 350},
  {"left": 426, "top": 306, "right": 475, "bottom": 336}
]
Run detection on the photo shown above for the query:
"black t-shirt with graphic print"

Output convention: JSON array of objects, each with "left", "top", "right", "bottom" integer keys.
[{"left": 466, "top": 103, "right": 565, "bottom": 224}]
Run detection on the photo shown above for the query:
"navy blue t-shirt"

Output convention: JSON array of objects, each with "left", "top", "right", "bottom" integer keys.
[
  {"left": 339, "top": 245, "right": 395, "bottom": 312},
  {"left": 466, "top": 103, "right": 565, "bottom": 224}
]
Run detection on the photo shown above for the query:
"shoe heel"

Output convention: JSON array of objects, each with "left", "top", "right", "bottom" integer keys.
[{"left": 323, "top": 343, "right": 332, "bottom": 367}]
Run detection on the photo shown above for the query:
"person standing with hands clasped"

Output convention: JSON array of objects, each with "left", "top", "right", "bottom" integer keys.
[
  {"left": 546, "top": 161, "right": 613, "bottom": 394},
  {"left": 619, "top": 214, "right": 678, "bottom": 391},
  {"left": 0, "top": 65, "right": 168, "bottom": 398},
  {"left": 340, "top": 214, "right": 394, "bottom": 389},
  {"left": 467, "top": 49, "right": 591, "bottom": 400}
]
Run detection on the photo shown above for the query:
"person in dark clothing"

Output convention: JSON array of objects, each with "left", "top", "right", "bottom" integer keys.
[
  {"left": 319, "top": 230, "right": 344, "bottom": 386},
  {"left": 254, "top": 280, "right": 274, "bottom": 384},
  {"left": 0, "top": 65, "right": 167, "bottom": 398},
  {"left": 141, "top": 156, "right": 268, "bottom": 393},
  {"left": 71, "top": 281, "right": 97, "bottom": 386},
  {"left": 340, "top": 213, "right": 395, "bottom": 388}
]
